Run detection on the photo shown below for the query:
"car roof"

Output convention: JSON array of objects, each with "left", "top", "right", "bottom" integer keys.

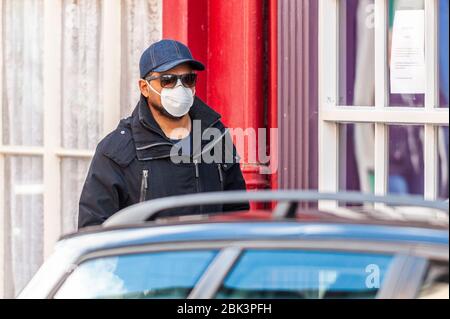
[
  {"left": 60, "top": 211, "right": 449, "bottom": 259},
  {"left": 100, "top": 190, "right": 449, "bottom": 228},
  {"left": 67, "top": 207, "right": 449, "bottom": 240}
]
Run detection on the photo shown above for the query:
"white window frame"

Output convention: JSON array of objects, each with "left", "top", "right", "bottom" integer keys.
[
  {"left": 0, "top": 0, "right": 123, "bottom": 297},
  {"left": 318, "top": 0, "right": 449, "bottom": 209}
]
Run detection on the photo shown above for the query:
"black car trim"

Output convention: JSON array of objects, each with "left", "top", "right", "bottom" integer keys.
[{"left": 188, "top": 247, "right": 242, "bottom": 299}]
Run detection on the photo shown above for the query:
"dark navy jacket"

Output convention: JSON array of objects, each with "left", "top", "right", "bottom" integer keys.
[{"left": 78, "top": 96, "right": 249, "bottom": 229}]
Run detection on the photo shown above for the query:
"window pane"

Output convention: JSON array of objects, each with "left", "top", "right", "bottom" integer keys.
[
  {"left": 418, "top": 260, "right": 449, "bottom": 299},
  {"left": 2, "top": 0, "right": 44, "bottom": 146},
  {"left": 388, "top": 125, "right": 424, "bottom": 196},
  {"left": 120, "top": 0, "right": 162, "bottom": 118},
  {"left": 439, "top": 0, "right": 449, "bottom": 108},
  {"left": 339, "top": 123, "right": 375, "bottom": 194},
  {"left": 438, "top": 126, "right": 449, "bottom": 199},
  {"left": 54, "top": 250, "right": 218, "bottom": 299},
  {"left": 61, "top": 0, "right": 103, "bottom": 150},
  {"left": 388, "top": 0, "right": 425, "bottom": 107},
  {"left": 3, "top": 156, "right": 43, "bottom": 298},
  {"left": 216, "top": 250, "right": 394, "bottom": 299},
  {"left": 61, "top": 158, "right": 91, "bottom": 234},
  {"left": 338, "top": 0, "right": 375, "bottom": 106},
  {"left": 339, "top": 124, "right": 433, "bottom": 199}
]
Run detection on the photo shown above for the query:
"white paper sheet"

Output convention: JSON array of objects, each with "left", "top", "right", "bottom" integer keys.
[{"left": 390, "top": 10, "right": 426, "bottom": 94}]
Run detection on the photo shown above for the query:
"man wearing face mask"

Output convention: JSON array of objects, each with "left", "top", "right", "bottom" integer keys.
[{"left": 78, "top": 40, "right": 249, "bottom": 229}]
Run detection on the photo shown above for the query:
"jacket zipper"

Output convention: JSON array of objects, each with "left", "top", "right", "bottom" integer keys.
[
  {"left": 138, "top": 118, "right": 223, "bottom": 207},
  {"left": 139, "top": 169, "right": 149, "bottom": 202},
  {"left": 193, "top": 160, "right": 203, "bottom": 214},
  {"left": 217, "top": 164, "right": 224, "bottom": 190}
]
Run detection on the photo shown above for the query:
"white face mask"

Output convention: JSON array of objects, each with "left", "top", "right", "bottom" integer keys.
[{"left": 147, "top": 79, "right": 194, "bottom": 117}]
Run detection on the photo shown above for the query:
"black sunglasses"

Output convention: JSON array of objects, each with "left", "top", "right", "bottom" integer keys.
[{"left": 145, "top": 73, "right": 198, "bottom": 89}]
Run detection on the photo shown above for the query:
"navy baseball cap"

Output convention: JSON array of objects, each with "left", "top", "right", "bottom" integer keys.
[{"left": 139, "top": 39, "right": 205, "bottom": 78}]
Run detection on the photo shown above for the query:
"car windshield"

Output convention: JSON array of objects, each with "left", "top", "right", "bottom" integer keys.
[
  {"left": 215, "top": 250, "right": 394, "bottom": 299},
  {"left": 54, "top": 250, "right": 218, "bottom": 299}
]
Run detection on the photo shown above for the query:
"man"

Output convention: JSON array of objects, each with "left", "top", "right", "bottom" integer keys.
[{"left": 78, "top": 40, "right": 249, "bottom": 229}]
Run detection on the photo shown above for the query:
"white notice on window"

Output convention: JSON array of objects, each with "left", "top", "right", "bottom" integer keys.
[{"left": 390, "top": 10, "right": 425, "bottom": 94}]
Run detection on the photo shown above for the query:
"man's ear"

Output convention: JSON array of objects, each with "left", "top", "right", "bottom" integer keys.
[{"left": 139, "top": 79, "right": 150, "bottom": 98}]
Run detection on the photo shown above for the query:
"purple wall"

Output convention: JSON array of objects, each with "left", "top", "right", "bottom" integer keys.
[{"left": 278, "top": 0, "right": 318, "bottom": 190}]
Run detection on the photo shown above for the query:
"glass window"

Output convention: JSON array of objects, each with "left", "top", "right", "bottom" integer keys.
[
  {"left": 418, "top": 260, "right": 449, "bottom": 299},
  {"left": 388, "top": 125, "right": 424, "bottom": 196},
  {"left": 339, "top": 123, "right": 375, "bottom": 194},
  {"left": 54, "top": 250, "right": 218, "bottom": 299},
  {"left": 388, "top": 0, "right": 425, "bottom": 107},
  {"left": 120, "top": 0, "right": 162, "bottom": 118},
  {"left": 339, "top": 123, "right": 443, "bottom": 199},
  {"left": 439, "top": 0, "right": 449, "bottom": 108},
  {"left": 338, "top": 0, "right": 375, "bottom": 107},
  {"left": 438, "top": 126, "right": 449, "bottom": 199},
  {"left": 0, "top": 0, "right": 164, "bottom": 300},
  {"left": 216, "top": 250, "right": 394, "bottom": 299},
  {"left": 61, "top": 0, "right": 104, "bottom": 150},
  {"left": 61, "top": 158, "right": 91, "bottom": 234},
  {"left": 1, "top": 0, "right": 45, "bottom": 299},
  {"left": 3, "top": 156, "right": 44, "bottom": 298},
  {"left": 2, "top": 0, "right": 44, "bottom": 146}
]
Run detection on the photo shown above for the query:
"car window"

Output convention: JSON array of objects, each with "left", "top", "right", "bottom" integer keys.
[
  {"left": 418, "top": 260, "right": 449, "bottom": 299},
  {"left": 215, "top": 250, "right": 394, "bottom": 299},
  {"left": 54, "top": 250, "right": 218, "bottom": 299}
]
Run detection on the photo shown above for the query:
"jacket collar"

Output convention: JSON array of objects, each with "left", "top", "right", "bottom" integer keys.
[{"left": 131, "top": 95, "right": 222, "bottom": 161}]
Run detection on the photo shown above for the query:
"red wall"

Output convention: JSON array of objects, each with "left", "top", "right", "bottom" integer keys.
[{"left": 163, "top": 0, "right": 273, "bottom": 193}]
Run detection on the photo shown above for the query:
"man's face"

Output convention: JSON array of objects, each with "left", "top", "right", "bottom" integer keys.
[{"left": 139, "top": 63, "right": 196, "bottom": 120}]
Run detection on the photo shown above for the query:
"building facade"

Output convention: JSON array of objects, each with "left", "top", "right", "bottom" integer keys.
[{"left": 0, "top": 0, "right": 448, "bottom": 298}]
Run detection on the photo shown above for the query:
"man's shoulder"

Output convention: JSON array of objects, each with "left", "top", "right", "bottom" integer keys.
[{"left": 96, "top": 117, "right": 136, "bottom": 168}]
